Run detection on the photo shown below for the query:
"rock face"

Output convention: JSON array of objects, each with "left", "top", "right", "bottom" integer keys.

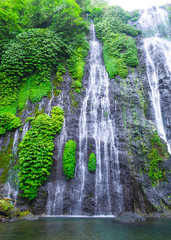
[
  {"left": 0, "top": 7, "right": 171, "bottom": 217},
  {"left": 114, "top": 212, "right": 146, "bottom": 224}
]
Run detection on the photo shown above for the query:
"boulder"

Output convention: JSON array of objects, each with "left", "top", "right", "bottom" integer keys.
[{"left": 114, "top": 211, "right": 146, "bottom": 224}]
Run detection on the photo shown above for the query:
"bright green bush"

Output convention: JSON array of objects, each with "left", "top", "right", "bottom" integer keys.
[
  {"left": 17, "top": 106, "right": 64, "bottom": 201},
  {"left": 67, "top": 35, "right": 89, "bottom": 91},
  {"left": 63, "top": 140, "right": 77, "bottom": 180},
  {"left": 0, "top": 113, "right": 21, "bottom": 135},
  {"left": 92, "top": 6, "right": 140, "bottom": 79},
  {"left": 103, "top": 33, "right": 138, "bottom": 78},
  {"left": 88, "top": 153, "right": 96, "bottom": 172}
]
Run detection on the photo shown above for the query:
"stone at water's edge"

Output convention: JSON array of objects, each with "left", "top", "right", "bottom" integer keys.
[
  {"left": 114, "top": 212, "right": 146, "bottom": 224},
  {"left": 0, "top": 199, "right": 13, "bottom": 216}
]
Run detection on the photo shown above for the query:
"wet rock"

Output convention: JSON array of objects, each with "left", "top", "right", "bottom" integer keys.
[
  {"left": 9, "top": 208, "right": 20, "bottom": 218},
  {"left": 19, "top": 213, "right": 38, "bottom": 221},
  {"left": 0, "top": 199, "right": 13, "bottom": 216},
  {"left": 114, "top": 211, "right": 146, "bottom": 224}
]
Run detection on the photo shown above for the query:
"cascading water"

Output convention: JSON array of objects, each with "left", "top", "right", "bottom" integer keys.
[
  {"left": 46, "top": 24, "right": 123, "bottom": 216},
  {"left": 6, "top": 130, "right": 20, "bottom": 199},
  {"left": 46, "top": 92, "right": 68, "bottom": 215},
  {"left": 76, "top": 24, "right": 123, "bottom": 215},
  {"left": 138, "top": 7, "right": 171, "bottom": 154}
]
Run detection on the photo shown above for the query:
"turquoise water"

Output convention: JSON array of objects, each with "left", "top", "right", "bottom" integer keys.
[{"left": 0, "top": 217, "right": 171, "bottom": 240}]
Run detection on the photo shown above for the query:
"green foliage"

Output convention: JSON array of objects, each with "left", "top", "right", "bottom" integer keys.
[
  {"left": 17, "top": 106, "right": 64, "bottom": 200},
  {"left": 92, "top": 6, "right": 140, "bottom": 79},
  {"left": 90, "top": 7, "right": 104, "bottom": 20},
  {"left": 0, "top": 0, "right": 89, "bottom": 114},
  {"left": 0, "top": 199, "right": 13, "bottom": 214},
  {"left": 67, "top": 34, "right": 89, "bottom": 92},
  {"left": 88, "top": 153, "right": 96, "bottom": 172},
  {"left": 1, "top": 29, "right": 63, "bottom": 78},
  {"left": 105, "top": 110, "right": 108, "bottom": 118},
  {"left": 0, "top": 113, "right": 21, "bottom": 135},
  {"left": 148, "top": 131, "right": 169, "bottom": 186},
  {"left": 103, "top": 32, "right": 138, "bottom": 78},
  {"left": 0, "top": 29, "right": 64, "bottom": 113},
  {"left": 76, "top": 0, "right": 91, "bottom": 12},
  {"left": 0, "top": 0, "right": 21, "bottom": 41},
  {"left": 63, "top": 140, "right": 77, "bottom": 180},
  {"left": 130, "top": 10, "right": 141, "bottom": 22}
]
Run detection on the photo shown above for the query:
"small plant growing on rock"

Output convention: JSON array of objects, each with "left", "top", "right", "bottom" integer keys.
[
  {"left": 63, "top": 140, "right": 77, "bottom": 180},
  {"left": 88, "top": 153, "right": 96, "bottom": 172}
]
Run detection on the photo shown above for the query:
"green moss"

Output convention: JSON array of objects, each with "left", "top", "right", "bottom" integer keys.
[
  {"left": 17, "top": 106, "right": 64, "bottom": 201},
  {"left": 63, "top": 140, "right": 77, "bottom": 180},
  {"left": 122, "top": 106, "right": 127, "bottom": 129},
  {"left": 25, "top": 117, "right": 34, "bottom": 123},
  {"left": 33, "top": 105, "right": 44, "bottom": 118},
  {"left": 52, "top": 65, "right": 66, "bottom": 97},
  {"left": 88, "top": 153, "right": 96, "bottom": 172},
  {"left": 148, "top": 131, "right": 169, "bottom": 186},
  {"left": 0, "top": 137, "right": 14, "bottom": 183},
  {"left": 19, "top": 211, "right": 31, "bottom": 218},
  {"left": 0, "top": 199, "right": 13, "bottom": 215}
]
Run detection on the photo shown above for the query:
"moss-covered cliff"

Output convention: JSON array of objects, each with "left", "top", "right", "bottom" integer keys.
[{"left": 0, "top": 1, "right": 170, "bottom": 217}]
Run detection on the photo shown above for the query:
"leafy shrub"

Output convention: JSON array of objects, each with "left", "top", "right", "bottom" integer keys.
[
  {"left": 130, "top": 10, "right": 141, "bottom": 22},
  {"left": 92, "top": 6, "right": 140, "bottom": 79},
  {"left": 0, "top": 29, "right": 64, "bottom": 114},
  {"left": 67, "top": 34, "right": 89, "bottom": 91},
  {"left": 63, "top": 140, "right": 77, "bottom": 180},
  {"left": 88, "top": 153, "right": 96, "bottom": 172},
  {"left": 0, "top": 113, "right": 21, "bottom": 135},
  {"left": 103, "top": 33, "right": 138, "bottom": 78},
  {"left": 17, "top": 106, "right": 64, "bottom": 201}
]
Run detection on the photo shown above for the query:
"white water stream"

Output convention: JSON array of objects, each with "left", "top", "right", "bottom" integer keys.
[
  {"left": 76, "top": 24, "right": 123, "bottom": 215},
  {"left": 46, "top": 24, "right": 123, "bottom": 215},
  {"left": 139, "top": 7, "right": 171, "bottom": 154}
]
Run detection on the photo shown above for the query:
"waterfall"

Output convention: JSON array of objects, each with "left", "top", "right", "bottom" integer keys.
[
  {"left": 139, "top": 7, "right": 171, "bottom": 154},
  {"left": 75, "top": 24, "right": 123, "bottom": 215},
  {"left": 46, "top": 24, "right": 123, "bottom": 216},
  {"left": 6, "top": 130, "right": 20, "bottom": 200},
  {"left": 46, "top": 92, "right": 68, "bottom": 215}
]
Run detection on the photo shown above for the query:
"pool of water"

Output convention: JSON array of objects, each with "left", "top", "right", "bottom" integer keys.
[{"left": 0, "top": 217, "right": 171, "bottom": 240}]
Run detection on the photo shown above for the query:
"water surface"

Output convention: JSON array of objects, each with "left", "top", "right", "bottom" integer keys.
[{"left": 0, "top": 217, "right": 171, "bottom": 240}]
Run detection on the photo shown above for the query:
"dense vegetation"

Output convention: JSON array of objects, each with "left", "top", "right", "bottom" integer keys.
[
  {"left": 138, "top": 130, "right": 169, "bottom": 187},
  {"left": 63, "top": 140, "right": 77, "bottom": 180},
  {"left": 88, "top": 153, "right": 96, "bottom": 172},
  {"left": 17, "top": 106, "right": 64, "bottom": 200},
  {"left": 90, "top": 6, "right": 140, "bottom": 78},
  {"left": 0, "top": 113, "right": 21, "bottom": 135},
  {"left": 0, "top": 0, "right": 90, "bottom": 117}
]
